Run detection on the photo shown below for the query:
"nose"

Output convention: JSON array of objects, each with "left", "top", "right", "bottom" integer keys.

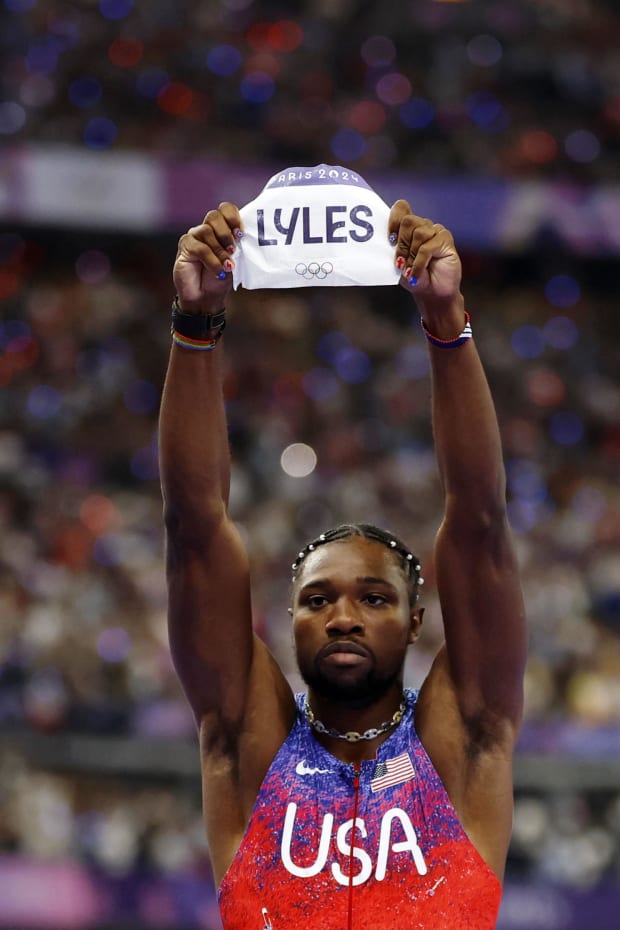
[{"left": 325, "top": 598, "right": 364, "bottom": 635}]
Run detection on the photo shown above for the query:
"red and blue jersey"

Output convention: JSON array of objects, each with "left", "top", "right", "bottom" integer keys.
[{"left": 218, "top": 689, "right": 502, "bottom": 929}]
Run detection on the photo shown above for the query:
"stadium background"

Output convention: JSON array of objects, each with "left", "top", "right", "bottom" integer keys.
[{"left": 1, "top": 0, "right": 619, "bottom": 927}]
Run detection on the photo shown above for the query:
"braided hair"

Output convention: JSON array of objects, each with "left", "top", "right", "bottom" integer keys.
[{"left": 291, "top": 523, "right": 424, "bottom": 606}]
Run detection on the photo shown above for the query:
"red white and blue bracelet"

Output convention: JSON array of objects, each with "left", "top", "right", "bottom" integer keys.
[{"left": 421, "top": 311, "right": 472, "bottom": 348}]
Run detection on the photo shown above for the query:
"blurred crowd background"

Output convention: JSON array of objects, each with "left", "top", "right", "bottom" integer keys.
[{"left": 1, "top": 0, "right": 620, "bottom": 928}]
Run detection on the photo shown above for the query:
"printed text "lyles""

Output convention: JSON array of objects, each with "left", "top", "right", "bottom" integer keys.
[{"left": 257, "top": 205, "right": 374, "bottom": 246}]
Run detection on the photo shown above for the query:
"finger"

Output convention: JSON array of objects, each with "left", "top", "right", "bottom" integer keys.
[
  {"left": 176, "top": 226, "right": 233, "bottom": 280},
  {"left": 200, "top": 207, "right": 240, "bottom": 257},
  {"left": 387, "top": 199, "right": 412, "bottom": 245},
  {"left": 392, "top": 213, "right": 434, "bottom": 276},
  {"left": 410, "top": 224, "right": 454, "bottom": 280},
  {"left": 218, "top": 201, "right": 244, "bottom": 243}
]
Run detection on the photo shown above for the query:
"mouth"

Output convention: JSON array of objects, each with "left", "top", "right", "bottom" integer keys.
[{"left": 318, "top": 641, "right": 371, "bottom": 666}]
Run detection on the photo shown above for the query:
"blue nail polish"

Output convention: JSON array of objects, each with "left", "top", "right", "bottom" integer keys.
[
  {"left": 389, "top": 233, "right": 397, "bottom": 245},
  {"left": 235, "top": 229, "right": 244, "bottom": 239},
  {"left": 409, "top": 276, "right": 418, "bottom": 287},
  {"left": 217, "top": 270, "right": 227, "bottom": 280}
]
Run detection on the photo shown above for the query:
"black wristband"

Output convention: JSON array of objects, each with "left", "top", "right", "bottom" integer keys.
[{"left": 171, "top": 296, "right": 227, "bottom": 339}]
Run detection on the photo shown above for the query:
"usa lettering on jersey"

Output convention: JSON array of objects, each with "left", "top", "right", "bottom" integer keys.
[{"left": 280, "top": 803, "right": 428, "bottom": 886}]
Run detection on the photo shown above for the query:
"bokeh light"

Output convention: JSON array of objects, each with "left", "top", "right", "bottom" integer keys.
[
  {"left": 375, "top": 73, "right": 411, "bottom": 106},
  {"left": 19, "top": 74, "right": 55, "bottom": 108},
  {"left": 302, "top": 368, "right": 339, "bottom": 401},
  {"left": 83, "top": 116, "right": 118, "bottom": 149},
  {"left": 333, "top": 347, "right": 371, "bottom": 384},
  {"left": 399, "top": 97, "right": 435, "bottom": 129},
  {"left": 240, "top": 72, "right": 275, "bottom": 104},
  {"left": 99, "top": 0, "right": 133, "bottom": 20},
  {"left": 317, "top": 331, "right": 351, "bottom": 365},
  {"left": 27, "top": 385, "right": 62, "bottom": 419},
  {"left": 572, "top": 485, "right": 608, "bottom": 523},
  {"left": 69, "top": 77, "right": 102, "bottom": 109},
  {"left": 467, "top": 34, "right": 503, "bottom": 67},
  {"left": 0, "top": 101, "right": 26, "bottom": 134},
  {"left": 519, "top": 129, "right": 558, "bottom": 164},
  {"left": 207, "top": 45, "right": 243, "bottom": 77},
  {"left": 108, "top": 37, "right": 144, "bottom": 69},
  {"left": 545, "top": 275, "right": 581, "bottom": 309},
  {"left": 348, "top": 100, "right": 386, "bottom": 134},
  {"left": 157, "top": 82, "right": 194, "bottom": 116},
  {"left": 26, "top": 39, "right": 61, "bottom": 75},
  {"left": 526, "top": 369, "right": 566, "bottom": 407},
  {"left": 97, "top": 627, "right": 131, "bottom": 663},
  {"left": 280, "top": 443, "right": 317, "bottom": 478},
  {"left": 361, "top": 35, "right": 396, "bottom": 68},
  {"left": 135, "top": 68, "right": 170, "bottom": 98},
  {"left": 80, "top": 494, "right": 121, "bottom": 536},
  {"left": 549, "top": 411, "right": 585, "bottom": 446},
  {"left": 466, "top": 91, "right": 508, "bottom": 131},
  {"left": 5, "top": 0, "right": 38, "bottom": 10},
  {"left": 330, "top": 128, "right": 366, "bottom": 161},
  {"left": 511, "top": 324, "right": 545, "bottom": 359},
  {"left": 75, "top": 250, "right": 111, "bottom": 285},
  {"left": 267, "top": 20, "right": 303, "bottom": 53},
  {"left": 564, "top": 129, "right": 600, "bottom": 164},
  {"left": 543, "top": 316, "right": 579, "bottom": 350}
]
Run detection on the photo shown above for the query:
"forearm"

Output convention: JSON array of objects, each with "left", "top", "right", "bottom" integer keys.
[
  {"left": 421, "top": 295, "right": 506, "bottom": 514},
  {"left": 159, "top": 342, "right": 230, "bottom": 536}
]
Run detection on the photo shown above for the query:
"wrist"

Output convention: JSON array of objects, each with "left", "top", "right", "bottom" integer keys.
[
  {"left": 175, "top": 296, "right": 226, "bottom": 316},
  {"left": 416, "top": 295, "right": 466, "bottom": 341},
  {"left": 171, "top": 296, "right": 227, "bottom": 351}
]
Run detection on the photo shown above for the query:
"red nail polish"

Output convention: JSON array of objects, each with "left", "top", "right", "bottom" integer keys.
[
  {"left": 396, "top": 256, "right": 405, "bottom": 270},
  {"left": 224, "top": 258, "right": 234, "bottom": 272}
]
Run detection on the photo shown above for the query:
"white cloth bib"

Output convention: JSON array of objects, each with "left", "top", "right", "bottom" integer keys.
[{"left": 232, "top": 165, "right": 400, "bottom": 290}]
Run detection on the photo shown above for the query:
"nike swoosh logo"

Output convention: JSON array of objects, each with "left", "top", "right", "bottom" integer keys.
[{"left": 296, "top": 760, "right": 332, "bottom": 776}]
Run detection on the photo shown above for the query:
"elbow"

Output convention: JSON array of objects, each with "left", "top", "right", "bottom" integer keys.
[
  {"left": 445, "top": 484, "right": 509, "bottom": 536},
  {"left": 163, "top": 498, "right": 227, "bottom": 552}
]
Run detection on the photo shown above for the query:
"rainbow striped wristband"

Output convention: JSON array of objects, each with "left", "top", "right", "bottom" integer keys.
[
  {"left": 421, "top": 311, "right": 472, "bottom": 348},
  {"left": 170, "top": 296, "right": 226, "bottom": 351},
  {"left": 171, "top": 331, "right": 220, "bottom": 351}
]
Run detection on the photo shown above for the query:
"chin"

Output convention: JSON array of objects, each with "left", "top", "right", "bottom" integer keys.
[{"left": 299, "top": 664, "right": 395, "bottom": 707}]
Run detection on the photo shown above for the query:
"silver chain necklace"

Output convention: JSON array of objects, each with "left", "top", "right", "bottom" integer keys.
[{"left": 303, "top": 697, "right": 406, "bottom": 742}]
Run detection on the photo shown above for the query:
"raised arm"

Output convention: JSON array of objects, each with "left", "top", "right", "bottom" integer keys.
[
  {"left": 389, "top": 202, "right": 527, "bottom": 876},
  {"left": 159, "top": 206, "right": 294, "bottom": 876}
]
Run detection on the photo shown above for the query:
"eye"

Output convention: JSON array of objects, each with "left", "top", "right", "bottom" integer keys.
[
  {"left": 364, "top": 593, "right": 387, "bottom": 607},
  {"left": 305, "top": 594, "right": 329, "bottom": 609}
]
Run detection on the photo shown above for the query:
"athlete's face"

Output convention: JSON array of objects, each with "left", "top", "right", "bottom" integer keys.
[{"left": 291, "top": 538, "right": 421, "bottom": 705}]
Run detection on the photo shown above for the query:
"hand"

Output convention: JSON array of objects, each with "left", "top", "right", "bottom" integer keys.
[
  {"left": 173, "top": 203, "right": 243, "bottom": 314},
  {"left": 388, "top": 201, "right": 463, "bottom": 309}
]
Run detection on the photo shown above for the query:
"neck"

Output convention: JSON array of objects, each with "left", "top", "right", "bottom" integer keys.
[{"left": 305, "top": 688, "right": 406, "bottom": 762}]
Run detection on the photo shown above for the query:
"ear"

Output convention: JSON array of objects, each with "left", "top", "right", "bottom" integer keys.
[{"left": 407, "top": 607, "right": 424, "bottom": 644}]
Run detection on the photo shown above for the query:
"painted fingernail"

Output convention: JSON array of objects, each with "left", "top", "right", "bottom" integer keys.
[
  {"left": 389, "top": 233, "right": 397, "bottom": 245},
  {"left": 409, "top": 275, "right": 418, "bottom": 287},
  {"left": 396, "top": 256, "right": 406, "bottom": 270},
  {"left": 223, "top": 258, "right": 234, "bottom": 272},
  {"left": 404, "top": 266, "right": 413, "bottom": 278},
  {"left": 235, "top": 228, "right": 244, "bottom": 239},
  {"left": 217, "top": 270, "right": 227, "bottom": 280},
  {"left": 226, "top": 244, "right": 235, "bottom": 253}
]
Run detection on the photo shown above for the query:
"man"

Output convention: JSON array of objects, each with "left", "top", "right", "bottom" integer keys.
[{"left": 159, "top": 197, "right": 527, "bottom": 929}]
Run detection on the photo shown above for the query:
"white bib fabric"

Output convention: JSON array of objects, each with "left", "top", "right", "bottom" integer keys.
[{"left": 232, "top": 165, "right": 400, "bottom": 289}]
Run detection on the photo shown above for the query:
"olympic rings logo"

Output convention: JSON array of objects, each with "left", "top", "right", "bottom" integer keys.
[{"left": 295, "top": 261, "right": 334, "bottom": 280}]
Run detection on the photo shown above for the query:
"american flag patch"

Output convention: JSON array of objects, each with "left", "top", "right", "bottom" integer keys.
[{"left": 370, "top": 752, "right": 415, "bottom": 792}]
